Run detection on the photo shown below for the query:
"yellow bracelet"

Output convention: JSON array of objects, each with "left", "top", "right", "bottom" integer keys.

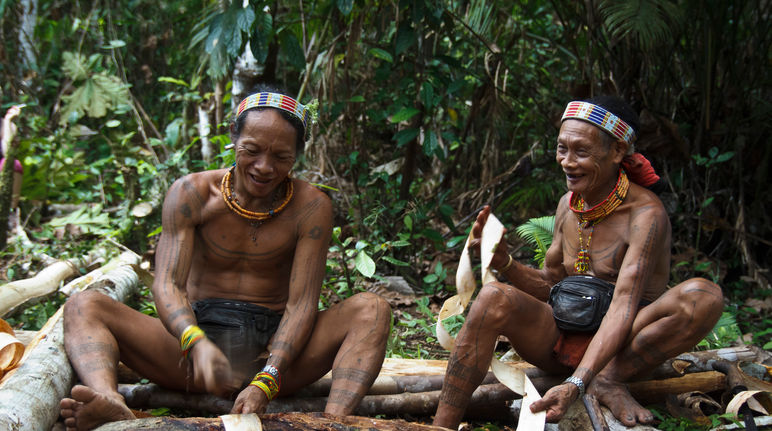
[
  {"left": 180, "top": 325, "right": 206, "bottom": 358},
  {"left": 500, "top": 254, "right": 514, "bottom": 272}
]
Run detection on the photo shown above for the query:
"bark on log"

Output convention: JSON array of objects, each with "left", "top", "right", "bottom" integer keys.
[
  {"left": 119, "top": 381, "right": 520, "bottom": 420},
  {"left": 93, "top": 412, "right": 447, "bottom": 431},
  {"left": 649, "top": 346, "right": 770, "bottom": 379},
  {"left": 0, "top": 264, "right": 142, "bottom": 431},
  {"left": 629, "top": 371, "right": 727, "bottom": 406}
]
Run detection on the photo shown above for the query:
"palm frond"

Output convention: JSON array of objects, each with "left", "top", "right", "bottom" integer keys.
[
  {"left": 599, "top": 0, "right": 682, "bottom": 49},
  {"left": 515, "top": 215, "right": 555, "bottom": 268}
]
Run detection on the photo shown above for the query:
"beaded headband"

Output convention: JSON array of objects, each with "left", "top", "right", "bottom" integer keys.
[
  {"left": 561, "top": 101, "right": 636, "bottom": 145},
  {"left": 237, "top": 92, "right": 309, "bottom": 130}
]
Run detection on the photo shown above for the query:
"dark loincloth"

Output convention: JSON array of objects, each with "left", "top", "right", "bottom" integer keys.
[{"left": 192, "top": 298, "right": 282, "bottom": 386}]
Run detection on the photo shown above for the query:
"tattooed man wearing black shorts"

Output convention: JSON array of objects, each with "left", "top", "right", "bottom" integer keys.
[{"left": 60, "top": 88, "right": 391, "bottom": 431}]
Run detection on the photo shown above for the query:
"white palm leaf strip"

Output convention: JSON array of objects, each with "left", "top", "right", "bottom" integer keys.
[
  {"left": 436, "top": 213, "right": 546, "bottom": 430},
  {"left": 220, "top": 413, "right": 263, "bottom": 431}
]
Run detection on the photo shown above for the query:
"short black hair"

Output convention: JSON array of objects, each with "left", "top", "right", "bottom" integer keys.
[{"left": 230, "top": 83, "right": 307, "bottom": 154}]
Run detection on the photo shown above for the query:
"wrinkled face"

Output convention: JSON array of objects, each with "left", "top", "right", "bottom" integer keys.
[
  {"left": 233, "top": 109, "right": 297, "bottom": 199},
  {"left": 556, "top": 120, "right": 626, "bottom": 205}
]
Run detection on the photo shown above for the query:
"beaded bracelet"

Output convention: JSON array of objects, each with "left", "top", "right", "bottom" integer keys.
[
  {"left": 180, "top": 325, "right": 206, "bottom": 359},
  {"left": 250, "top": 371, "right": 280, "bottom": 401}
]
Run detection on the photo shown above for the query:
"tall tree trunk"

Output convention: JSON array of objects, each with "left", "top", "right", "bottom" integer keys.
[{"left": 18, "top": 0, "right": 37, "bottom": 71}]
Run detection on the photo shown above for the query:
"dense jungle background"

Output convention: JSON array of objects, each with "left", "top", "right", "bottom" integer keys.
[{"left": 0, "top": 0, "right": 770, "bottom": 428}]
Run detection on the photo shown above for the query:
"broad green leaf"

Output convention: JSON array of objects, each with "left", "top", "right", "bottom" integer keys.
[
  {"left": 104, "top": 39, "right": 126, "bottom": 49},
  {"left": 387, "top": 240, "right": 411, "bottom": 247},
  {"left": 105, "top": 119, "right": 120, "bottom": 128},
  {"left": 394, "top": 128, "right": 419, "bottom": 146},
  {"left": 354, "top": 251, "right": 376, "bottom": 277},
  {"left": 349, "top": 95, "right": 365, "bottom": 102},
  {"left": 337, "top": 0, "right": 354, "bottom": 15},
  {"left": 382, "top": 255, "right": 410, "bottom": 267},
  {"left": 368, "top": 48, "right": 393, "bottom": 63},
  {"left": 390, "top": 107, "right": 420, "bottom": 123},
  {"left": 279, "top": 30, "right": 306, "bottom": 70},
  {"left": 395, "top": 22, "right": 416, "bottom": 55},
  {"left": 158, "top": 76, "right": 190, "bottom": 87},
  {"left": 423, "top": 129, "right": 439, "bottom": 157}
]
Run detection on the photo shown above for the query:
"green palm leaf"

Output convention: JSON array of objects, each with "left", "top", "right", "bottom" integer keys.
[
  {"left": 515, "top": 215, "right": 555, "bottom": 268},
  {"left": 599, "top": 0, "right": 682, "bottom": 49}
]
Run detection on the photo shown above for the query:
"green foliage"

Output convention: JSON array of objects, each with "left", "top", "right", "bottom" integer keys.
[
  {"left": 650, "top": 406, "right": 739, "bottom": 431},
  {"left": 6, "top": 293, "right": 67, "bottom": 330},
  {"left": 46, "top": 205, "right": 114, "bottom": 236},
  {"left": 697, "top": 311, "right": 742, "bottom": 350},
  {"left": 515, "top": 215, "right": 555, "bottom": 268},
  {"left": 59, "top": 52, "right": 132, "bottom": 124},
  {"left": 599, "top": 0, "right": 682, "bottom": 49}
]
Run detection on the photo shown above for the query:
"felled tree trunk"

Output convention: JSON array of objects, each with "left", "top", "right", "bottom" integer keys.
[
  {"left": 0, "top": 264, "right": 142, "bottom": 431},
  {"left": 93, "top": 411, "right": 448, "bottom": 431},
  {"left": 0, "top": 256, "right": 87, "bottom": 317}
]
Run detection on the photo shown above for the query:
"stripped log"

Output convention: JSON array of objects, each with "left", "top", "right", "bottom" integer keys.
[
  {"left": 93, "top": 412, "right": 448, "bottom": 431},
  {"left": 0, "top": 264, "right": 142, "bottom": 431},
  {"left": 0, "top": 258, "right": 82, "bottom": 317},
  {"left": 59, "top": 250, "right": 140, "bottom": 296}
]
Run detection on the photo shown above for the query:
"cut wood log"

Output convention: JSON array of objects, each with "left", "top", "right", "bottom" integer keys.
[
  {"left": 58, "top": 250, "right": 140, "bottom": 296},
  {"left": 649, "top": 346, "right": 770, "bottom": 380},
  {"left": 629, "top": 371, "right": 727, "bottom": 405},
  {"left": 0, "top": 258, "right": 81, "bottom": 317},
  {"left": 0, "top": 264, "right": 142, "bottom": 431},
  {"left": 93, "top": 412, "right": 448, "bottom": 431}
]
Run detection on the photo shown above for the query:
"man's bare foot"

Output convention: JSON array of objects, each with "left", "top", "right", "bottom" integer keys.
[
  {"left": 588, "top": 374, "right": 654, "bottom": 427},
  {"left": 59, "top": 385, "right": 135, "bottom": 431}
]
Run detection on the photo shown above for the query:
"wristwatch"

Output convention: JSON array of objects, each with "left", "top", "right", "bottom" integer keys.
[{"left": 564, "top": 375, "right": 585, "bottom": 398}]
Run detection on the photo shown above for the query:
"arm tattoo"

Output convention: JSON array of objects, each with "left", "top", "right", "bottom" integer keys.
[
  {"left": 308, "top": 225, "right": 322, "bottom": 240},
  {"left": 626, "top": 219, "right": 658, "bottom": 321}
]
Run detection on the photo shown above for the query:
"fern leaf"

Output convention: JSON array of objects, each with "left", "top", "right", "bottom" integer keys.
[{"left": 515, "top": 215, "right": 555, "bottom": 268}]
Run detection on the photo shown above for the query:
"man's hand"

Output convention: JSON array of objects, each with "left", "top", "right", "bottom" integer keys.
[
  {"left": 471, "top": 205, "right": 510, "bottom": 270},
  {"left": 529, "top": 382, "right": 579, "bottom": 423},
  {"left": 189, "top": 338, "right": 237, "bottom": 397},
  {"left": 231, "top": 385, "right": 269, "bottom": 414}
]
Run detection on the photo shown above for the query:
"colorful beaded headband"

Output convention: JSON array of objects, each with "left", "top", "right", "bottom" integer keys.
[
  {"left": 237, "top": 92, "right": 309, "bottom": 130},
  {"left": 562, "top": 101, "right": 636, "bottom": 145}
]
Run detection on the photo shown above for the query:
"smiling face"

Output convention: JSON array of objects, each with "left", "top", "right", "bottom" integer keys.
[
  {"left": 232, "top": 109, "right": 297, "bottom": 207},
  {"left": 556, "top": 119, "right": 627, "bottom": 206}
]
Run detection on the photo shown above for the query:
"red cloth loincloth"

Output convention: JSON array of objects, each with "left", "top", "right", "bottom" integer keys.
[{"left": 552, "top": 331, "right": 594, "bottom": 369}]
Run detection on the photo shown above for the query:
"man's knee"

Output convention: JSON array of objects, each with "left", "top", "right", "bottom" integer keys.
[
  {"left": 675, "top": 277, "right": 724, "bottom": 336},
  {"left": 64, "top": 290, "right": 115, "bottom": 322},
  {"left": 347, "top": 292, "right": 392, "bottom": 326},
  {"left": 467, "top": 282, "right": 518, "bottom": 328}
]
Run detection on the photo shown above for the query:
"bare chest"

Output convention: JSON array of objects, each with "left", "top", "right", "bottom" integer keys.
[{"left": 560, "top": 215, "right": 629, "bottom": 280}]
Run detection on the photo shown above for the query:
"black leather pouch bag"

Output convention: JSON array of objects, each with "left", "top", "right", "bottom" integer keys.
[{"left": 548, "top": 275, "right": 615, "bottom": 332}]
